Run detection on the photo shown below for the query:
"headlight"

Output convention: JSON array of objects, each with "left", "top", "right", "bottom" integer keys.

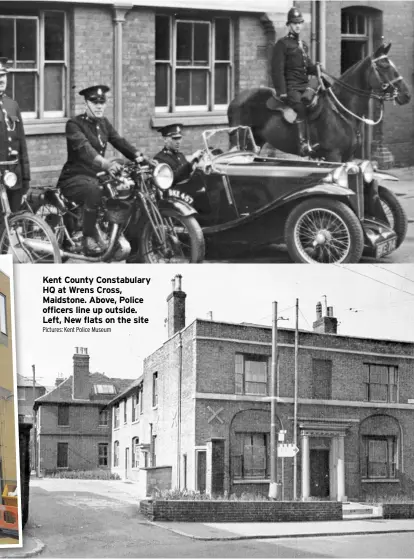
[
  {"left": 360, "top": 160, "right": 374, "bottom": 183},
  {"left": 3, "top": 171, "right": 17, "bottom": 189},
  {"left": 153, "top": 163, "right": 173, "bottom": 190},
  {"left": 332, "top": 166, "right": 348, "bottom": 188}
]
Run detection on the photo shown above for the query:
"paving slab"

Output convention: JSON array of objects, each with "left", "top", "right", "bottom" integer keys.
[{"left": 151, "top": 518, "right": 414, "bottom": 541}]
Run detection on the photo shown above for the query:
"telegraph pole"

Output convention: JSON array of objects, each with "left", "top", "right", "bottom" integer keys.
[{"left": 269, "top": 301, "right": 279, "bottom": 500}]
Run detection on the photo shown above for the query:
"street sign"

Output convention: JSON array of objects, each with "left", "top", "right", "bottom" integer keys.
[{"left": 277, "top": 443, "right": 299, "bottom": 458}]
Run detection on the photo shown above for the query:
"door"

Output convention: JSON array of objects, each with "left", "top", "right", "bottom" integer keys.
[
  {"left": 196, "top": 450, "right": 207, "bottom": 493},
  {"left": 57, "top": 442, "right": 68, "bottom": 468},
  {"left": 310, "top": 449, "right": 330, "bottom": 498},
  {"left": 211, "top": 440, "right": 225, "bottom": 494},
  {"left": 125, "top": 447, "right": 129, "bottom": 479}
]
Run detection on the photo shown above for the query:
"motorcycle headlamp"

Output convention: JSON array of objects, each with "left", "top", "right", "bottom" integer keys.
[
  {"left": 3, "top": 171, "right": 18, "bottom": 189},
  {"left": 153, "top": 163, "right": 173, "bottom": 190},
  {"left": 360, "top": 160, "right": 374, "bottom": 183}
]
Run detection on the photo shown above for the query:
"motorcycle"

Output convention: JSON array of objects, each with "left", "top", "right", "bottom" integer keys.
[
  {"left": 35, "top": 159, "right": 205, "bottom": 263},
  {"left": 0, "top": 155, "right": 61, "bottom": 263}
]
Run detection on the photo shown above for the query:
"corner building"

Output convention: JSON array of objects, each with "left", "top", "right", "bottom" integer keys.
[{"left": 110, "top": 277, "right": 414, "bottom": 502}]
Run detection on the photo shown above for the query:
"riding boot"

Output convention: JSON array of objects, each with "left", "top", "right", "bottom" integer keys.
[{"left": 82, "top": 208, "right": 102, "bottom": 256}]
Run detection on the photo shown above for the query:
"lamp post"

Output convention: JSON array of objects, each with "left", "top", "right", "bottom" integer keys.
[{"left": 269, "top": 301, "right": 279, "bottom": 499}]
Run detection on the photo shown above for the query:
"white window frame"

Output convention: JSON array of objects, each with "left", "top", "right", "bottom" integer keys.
[
  {"left": 155, "top": 14, "right": 234, "bottom": 114},
  {"left": 0, "top": 10, "right": 69, "bottom": 120},
  {"left": 0, "top": 293, "right": 7, "bottom": 335}
]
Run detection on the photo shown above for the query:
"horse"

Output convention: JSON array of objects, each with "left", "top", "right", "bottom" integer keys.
[{"left": 227, "top": 43, "right": 411, "bottom": 162}]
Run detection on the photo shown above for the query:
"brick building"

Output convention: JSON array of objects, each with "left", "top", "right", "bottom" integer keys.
[
  {"left": 109, "top": 276, "right": 414, "bottom": 502},
  {"left": 33, "top": 347, "right": 132, "bottom": 473},
  {"left": 2, "top": 0, "right": 412, "bottom": 193},
  {"left": 0, "top": 270, "right": 18, "bottom": 494}
]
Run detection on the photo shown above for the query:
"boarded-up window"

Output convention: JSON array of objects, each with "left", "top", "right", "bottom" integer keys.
[
  {"left": 57, "top": 442, "right": 68, "bottom": 468},
  {"left": 232, "top": 433, "right": 269, "bottom": 479},
  {"left": 312, "top": 359, "right": 332, "bottom": 399}
]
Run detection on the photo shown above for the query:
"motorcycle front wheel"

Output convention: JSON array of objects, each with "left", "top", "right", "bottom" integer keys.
[
  {"left": 0, "top": 213, "right": 62, "bottom": 263},
  {"left": 139, "top": 210, "right": 205, "bottom": 263}
]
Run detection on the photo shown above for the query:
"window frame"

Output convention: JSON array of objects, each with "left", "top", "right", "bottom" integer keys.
[
  {"left": 113, "top": 403, "right": 120, "bottom": 429},
  {"left": 235, "top": 353, "right": 269, "bottom": 396},
  {"left": 139, "top": 384, "right": 144, "bottom": 415},
  {"left": 364, "top": 364, "right": 399, "bottom": 403},
  {"left": 0, "top": 9, "right": 69, "bottom": 121},
  {"left": 98, "top": 443, "right": 108, "bottom": 467},
  {"left": 232, "top": 432, "right": 270, "bottom": 480},
  {"left": 0, "top": 293, "right": 7, "bottom": 335},
  {"left": 132, "top": 437, "right": 140, "bottom": 469},
  {"left": 57, "top": 404, "right": 69, "bottom": 426},
  {"left": 132, "top": 392, "right": 139, "bottom": 422},
  {"left": 155, "top": 13, "right": 234, "bottom": 114},
  {"left": 362, "top": 435, "right": 397, "bottom": 480},
  {"left": 17, "top": 387, "right": 26, "bottom": 401},
  {"left": 152, "top": 372, "right": 158, "bottom": 408},
  {"left": 57, "top": 441, "right": 69, "bottom": 468},
  {"left": 113, "top": 440, "right": 120, "bottom": 467},
  {"left": 99, "top": 408, "right": 109, "bottom": 427},
  {"left": 123, "top": 399, "right": 128, "bottom": 424}
]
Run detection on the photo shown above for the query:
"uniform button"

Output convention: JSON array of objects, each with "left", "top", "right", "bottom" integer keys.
[{"left": 8, "top": 137, "right": 11, "bottom": 141}]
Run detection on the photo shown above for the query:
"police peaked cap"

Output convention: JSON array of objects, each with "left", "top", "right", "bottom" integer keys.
[
  {"left": 158, "top": 124, "right": 184, "bottom": 138},
  {"left": 79, "top": 85, "right": 110, "bottom": 102},
  {"left": 0, "top": 58, "right": 9, "bottom": 75},
  {"left": 286, "top": 7, "right": 304, "bottom": 25}
]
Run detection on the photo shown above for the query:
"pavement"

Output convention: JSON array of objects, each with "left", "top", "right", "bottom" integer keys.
[{"left": 4, "top": 477, "right": 414, "bottom": 558}]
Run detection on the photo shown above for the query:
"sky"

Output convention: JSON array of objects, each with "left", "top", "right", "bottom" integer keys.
[{"left": 11, "top": 263, "right": 414, "bottom": 389}]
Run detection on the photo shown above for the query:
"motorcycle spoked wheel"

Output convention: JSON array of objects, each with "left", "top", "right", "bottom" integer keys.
[
  {"left": 378, "top": 185, "right": 408, "bottom": 248},
  {"left": 139, "top": 209, "right": 205, "bottom": 263},
  {"left": 285, "top": 198, "right": 365, "bottom": 264},
  {"left": 0, "top": 213, "right": 62, "bottom": 263},
  {"left": 35, "top": 203, "right": 66, "bottom": 246}
]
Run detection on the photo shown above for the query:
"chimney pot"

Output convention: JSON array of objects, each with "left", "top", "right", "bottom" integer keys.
[
  {"left": 327, "top": 306, "right": 334, "bottom": 317},
  {"left": 313, "top": 304, "right": 338, "bottom": 335},
  {"left": 316, "top": 302, "right": 322, "bottom": 320},
  {"left": 176, "top": 274, "right": 182, "bottom": 291}
]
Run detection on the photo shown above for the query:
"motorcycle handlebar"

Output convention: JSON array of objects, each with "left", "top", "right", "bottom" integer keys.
[{"left": 0, "top": 159, "right": 18, "bottom": 167}]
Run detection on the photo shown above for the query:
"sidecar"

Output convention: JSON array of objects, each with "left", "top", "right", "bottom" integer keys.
[{"left": 175, "top": 126, "right": 405, "bottom": 263}]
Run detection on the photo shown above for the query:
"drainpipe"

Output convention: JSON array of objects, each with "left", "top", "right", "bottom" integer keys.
[
  {"left": 176, "top": 332, "right": 183, "bottom": 489},
  {"left": 311, "top": 1, "right": 317, "bottom": 62},
  {"left": 318, "top": 1, "right": 326, "bottom": 67},
  {"left": 112, "top": 4, "right": 132, "bottom": 134}
]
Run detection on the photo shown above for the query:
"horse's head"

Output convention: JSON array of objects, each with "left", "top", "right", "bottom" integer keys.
[{"left": 370, "top": 42, "right": 411, "bottom": 105}]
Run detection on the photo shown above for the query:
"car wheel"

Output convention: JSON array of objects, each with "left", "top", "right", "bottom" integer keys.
[
  {"left": 285, "top": 197, "right": 364, "bottom": 263},
  {"left": 378, "top": 185, "right": 408, "bottom": 248}
]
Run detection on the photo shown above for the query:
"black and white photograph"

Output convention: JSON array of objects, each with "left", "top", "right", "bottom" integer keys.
[
  {"left": 0, "top": 263, "right": 412, "bottom": 558},
  {"left": 0, "top": 0, "right": 412, "bottom": 264}
]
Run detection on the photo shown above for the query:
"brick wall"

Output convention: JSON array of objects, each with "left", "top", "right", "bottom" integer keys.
[
  {"left": 140, "top": 499, "right": 342, "bottom": 522},
  {"left": 383, "top": 504, "right": 414, "bottom": 518}
]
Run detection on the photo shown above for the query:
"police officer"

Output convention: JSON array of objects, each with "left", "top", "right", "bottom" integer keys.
[
  {"left": 271, "top": 7, "right": 319, "bottom": 156},
  {"left": 0, "top": 57, "right": 30, "bottom": 212},
  {"left": 57, "top": 85, "right": 144, "bottom": 255},
  {"left": 153, "top": 124, "right": 204, "bottom": 185}
]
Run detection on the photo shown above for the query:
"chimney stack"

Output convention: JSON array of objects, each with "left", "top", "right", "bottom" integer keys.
[
  {"left": 167, "top": 275, "right": 186, "bottom": 337},
  {"left": 72, "top": 347, "right": 90, "bottom": 399},
  {"left": 55, "top": 373, "right": 65, "bottom": 387},
  {"left": 313, "top": 301, "right": 338, "bottom": 335}
]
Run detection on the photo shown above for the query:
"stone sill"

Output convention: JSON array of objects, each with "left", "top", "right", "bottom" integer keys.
[
  {"left": 24, "top": 119, "right": 68, "bottom": 136},
  {"left": 361, "top": 479, "right": 400, "bottom": 483},
  {"left": 233, "top": 479, "right": 270, "bottom": 484},
  {"left": 151, "top": 112, "right": 228, "bottom": 128}
]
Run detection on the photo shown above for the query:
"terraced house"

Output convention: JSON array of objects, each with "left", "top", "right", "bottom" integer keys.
[
  {"left": 33, "top": 348, "right": 131, "bottom": 473},
  {"left": 1, "top": 0, "right": 412, "bottom": 194},
  {"left": 109, "top": 276, "right": 414, "bottom": 502}
]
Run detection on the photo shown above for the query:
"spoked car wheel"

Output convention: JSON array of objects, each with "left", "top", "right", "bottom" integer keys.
[
  {"left": 378, "top": 185, "right": 408, "bottom": 248},
  {"left": 139, "top": 210, "right": 205, "bottom": 263},
  {"left": 285, "top": 198, "right": 364, "bottom": 264},
  {"left": 0, "top": 213, "right": 62, "bottom": 263}
]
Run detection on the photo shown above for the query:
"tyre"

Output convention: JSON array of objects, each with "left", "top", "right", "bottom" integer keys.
[
  {"left": 285, "top": 197, "right": 364, "bottom": 263},
  {"left": 0, "top": 213, "right": 62, "bottom": 263},
  {"left": 139, "top": 209, "right": 205, "bottom": 263},
  {"left": 378, "top": 185, "right": 408, "bottom": 248}
]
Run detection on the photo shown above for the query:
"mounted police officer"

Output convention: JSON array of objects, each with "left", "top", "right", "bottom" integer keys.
[
  {"left": 153, "top": 124, "right": 204, "bottom": 185},
  {"left": 0, "top": 57, "right": 31, "bottom": 212},
  {"left": 57, "top": 85, "right": 144, "bottom": 255},
  {"left": 271, "top": 7, "right": 319, "bottom": 156}
]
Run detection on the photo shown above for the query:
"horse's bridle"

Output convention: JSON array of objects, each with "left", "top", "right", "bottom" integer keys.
[{"left": 370, "top": 54, "right": 404, "bottom": 102}]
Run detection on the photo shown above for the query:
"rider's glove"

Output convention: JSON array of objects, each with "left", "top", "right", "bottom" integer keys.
[
  {"left": 134, "top": 152, "right": 148, "bottom": 164},
  {"left": 107, "top": 161, "right": 122, "bottom": 176},
  {"left": 191, "top": 149, "right": 204, "bottom": 164}
]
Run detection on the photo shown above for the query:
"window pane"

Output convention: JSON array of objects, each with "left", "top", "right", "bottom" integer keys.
[
  {"left": 44, "top": 64, "right": 63, "bottom": 111},
  {"left": 370, "top": 383, "right": 387, "bottom": 401},
  {"left": 341, "top": 13, "right": 347, "bottom": 34},
  {"left": 45, "top": 12, "right": 65, "bottom": 61},
  {"left": 176, "top": 69, "right": 190, "bottom": 105},
  {"left": 16, "top": 19, "right": 37, "bottom": 68},
  {"left": 13, "top": 73, "right": 36, "bottom": 111},
  {"left": 370, "top": 365, "right": 388, "bottom": 384},
  {"left": 156, "top": 16, "right": 170, "bottom": 60},
  {"left": 357, "top": 15, "right": 365, "bottom": 35},
  {"left": 194, "top": 23, "right": 209, "bottom": 65},
  {"left": 177, "top": 22, "right": 192, "bottom": 64},
  {"left": 215, "top": 19, "right": 230, "bottom": 60},
  {"left": 192, "top": 70, "right": 207, "bottom": 105},
  {"left": 0, "top": 19, "right": 14, "bottom": 61}
]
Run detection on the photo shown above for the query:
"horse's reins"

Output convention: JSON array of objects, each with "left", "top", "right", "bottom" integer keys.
[{"left": 320, "top": 54, "right": 404, "bottom": 126}]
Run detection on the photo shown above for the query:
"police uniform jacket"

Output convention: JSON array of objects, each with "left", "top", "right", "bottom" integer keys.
[
  {"left": 153, "top": 148, "right": 193, "bottom": 185},
  {"left": 271, "top": 32, "right": 317, "bottom": 95},
  {"left": 0, "top": 95, "right": 30, "bottom": 192},
  {"left": 58, "top": 114, "right": 138, "bottom": 186}
]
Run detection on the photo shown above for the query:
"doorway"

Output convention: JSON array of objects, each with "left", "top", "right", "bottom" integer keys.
[
  {"left": 196, "top": 450, "right": 206, "bottom": 493},
  {"left": 125, "top": 447, "right": 129, "bottom": 479},
  {"left": 310, "top": 449, "right": 330, "bottom": 498}
]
